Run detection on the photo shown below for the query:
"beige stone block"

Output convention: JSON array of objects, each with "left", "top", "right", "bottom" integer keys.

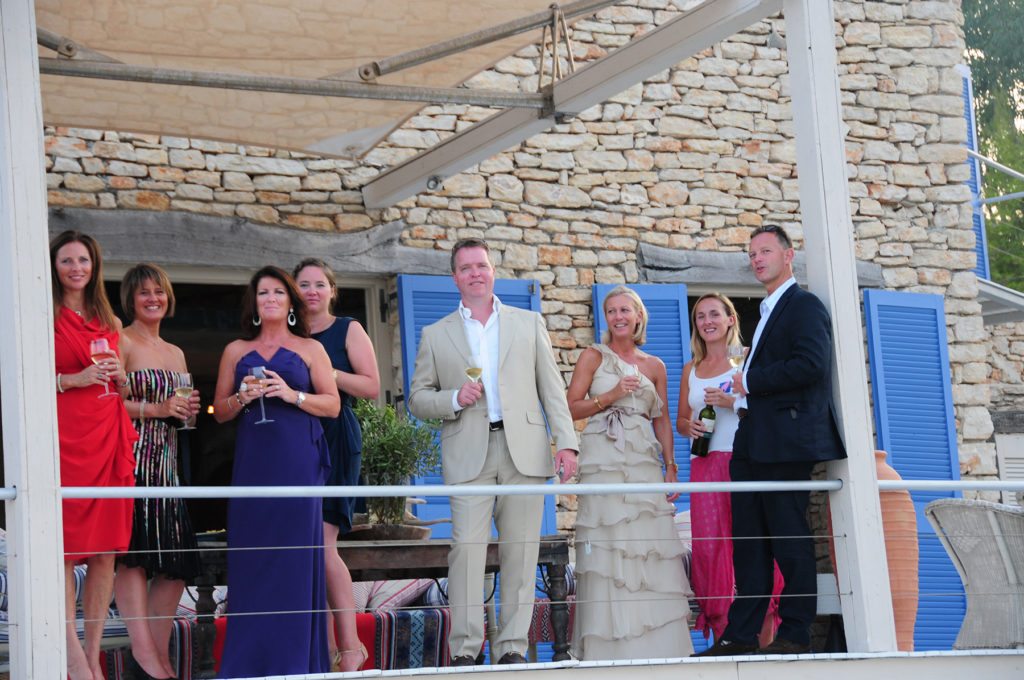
[
  {"left": 924, "top": 184, "right": 971, "bottom": 203},
  {"left": 742, "top": 177, "right": 782, "bottom": 201},
  {"left": 108, "top": 161, "right": 148, "bottom": 178},
  {"left": 256, "top": 191, "right": 290, "bottom": 204},
  {"left": 134, "top": 148, "right": 168, "bottom": 165},
  {"left": 90, "top": 141, "right": 135, "bottom": 161},
  {"left": 169, "top": 149, "right": 206, "bottom": 169},
  {"left": 283, "top": 214, "right": 334, "bottom": 231},
  {"left": 881, "top": 26, "right": 932, "bottom": 48},
  {"left": 487, "top": 175, "right": 524, "bottom": 203},
  {"left": 882, "top": 267, "right": 918, "bottom": 288},
  {"left": 526, "top": 133, "right": 597, "bottom": 151},
  {"left": 63, "top": 175, "right": 105, "bottom": 192},
  {"left": 215, "top": 191, "right": 255, "bottom": 204},
  {"left": 299, "top": 173, "right": 340, "bottom": 191},
  {"left": 236, "top": 205, "right": 279, "bottom": 224},
  {"left": 119, "top": 190, "right": 170, "bottom": 211},
  {"left": 331, "top": 190, "right": 363, "bottom": 205},
  {"left": 149, "top": 167, "right": 186, "bottom": 183},
  {"left": 182, "top": 170, "right": 219, "bottom": 187},
  {"left": 438, "top": 174, "right": 485, "bottom": 198},
  {"left": 620, "top": 185, "right": 648, "bottom": 205},
  {"left": 524, "top": 182, "right": 591, "bottom": 208},
  {"left": 254, "top": 175, "right": 302, "bottom": 192},
  {"left": 170, "top": 199, "right": 234, "bottom": 217},
  {"left": 961, "top": 406, "right": 994, "bottom": 440},
  {"left": 540, "top": 152, "right": 575, "bottom": 170},
  {"left": 892, "top": 164, "right": 930, "bottom": 187},
  {"left": 109, "top": 176, "right": 138, "bottom": 190},
  {"left": 948, "top": 271, "right": 979, "bottom": 299},
  {"left": 575, "top": 150, "right": 627, "bottom": 171},
  {"left": 658, "top": 116, "right": 716, "bottom": 139},
  {"left": 174, "top": 184, "right": 213, "bottom": 201},
  {"left": 845, "top": 21, "right": 881, "bottom": 45},
  {"left": 538, "top": 245, "right": 572, "bottom": 266},
  {"left": 954, "top": 316, "right": 987, "bottom": 343},
  {"left": 207, "top": 154, "right": 306, "bottom": 175},
  {"left": 47, "top": 189, "right": 97, "bottom": 207},
  {"left": 690, "top": 188, "right": 738, "bottom": 208}
]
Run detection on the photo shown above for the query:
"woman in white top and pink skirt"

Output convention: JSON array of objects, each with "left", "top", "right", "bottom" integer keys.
[{"left": 677, "top": 293, "right": 782, "bottom": 646}]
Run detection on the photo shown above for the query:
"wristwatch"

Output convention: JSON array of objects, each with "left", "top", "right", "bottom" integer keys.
[{"left": 295, "top": 391, "right": 306, "bottom": 407}]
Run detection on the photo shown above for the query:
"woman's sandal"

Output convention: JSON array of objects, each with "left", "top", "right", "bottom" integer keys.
[{"left": 331, "top": 642, "right": 369, "bottom": 672}]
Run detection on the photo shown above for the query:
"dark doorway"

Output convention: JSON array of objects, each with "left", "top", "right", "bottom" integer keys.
[{"left": 106, "top": 280, "right": 369, "bottom": 531}]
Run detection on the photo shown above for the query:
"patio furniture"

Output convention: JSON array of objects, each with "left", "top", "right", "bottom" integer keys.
[{"left": 924, "top": 498, "right": 1024, "bottom": 649}]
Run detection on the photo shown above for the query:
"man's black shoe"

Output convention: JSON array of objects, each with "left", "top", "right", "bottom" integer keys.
[
  {"left": 694, "top": 639, "right": 758, "bottom": 657},
  {"left": 759, "top": 638, "right": 811, "bottom": 655},
  {"left": 497, "top": 651, "right": 528, "bottom": 665},
  {"left": 450, "top": 655, "right": 477, "bottom": 667}
]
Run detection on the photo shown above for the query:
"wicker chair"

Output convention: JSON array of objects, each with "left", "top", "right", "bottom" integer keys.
[{"left": 925, "top": 498, "right": 1024, "bottom": 649}]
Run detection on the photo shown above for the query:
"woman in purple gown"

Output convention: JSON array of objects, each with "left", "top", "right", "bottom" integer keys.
[{"left": 212, "top": 266, "right": 340, "bottom": 678}]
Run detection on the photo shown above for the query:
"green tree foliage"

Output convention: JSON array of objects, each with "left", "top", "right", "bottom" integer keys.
[{"left": 963, "top": 0, "right": 1024, "bottom": 291}]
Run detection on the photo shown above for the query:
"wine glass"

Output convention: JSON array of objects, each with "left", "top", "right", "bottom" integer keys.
[
  {"left": 465, "top": 366, "right": 483, "bottom": 383},
  {"left": 175, "top": 373, "right": 196, "bottom": 431},
  {"left": 89, "top": 338, "right": 117, "bottom": 398},
  {"left": 728, "top": 345, "right": 747, "bottom": 371},
  {"left": 250, "top": 366, "right": 274, "bottom": 425},
  {"left": 626, "top": 364, "right": 640, "bottom": 409}
]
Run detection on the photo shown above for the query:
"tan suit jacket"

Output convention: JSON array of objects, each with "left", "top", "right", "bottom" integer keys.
[{"left": 408, "top": 305, "right": 577, "bottom": 484}]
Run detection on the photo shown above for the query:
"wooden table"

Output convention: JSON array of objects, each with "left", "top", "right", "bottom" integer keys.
[{"left": 193, "top": 533, "right": 572, "bottom": 676}]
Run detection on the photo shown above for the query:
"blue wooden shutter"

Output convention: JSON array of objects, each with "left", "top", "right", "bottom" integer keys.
[
  {"left": 863, "top": 289, "right": 965, "bottom": 650},
  {"left": 397, "top": 274, "right": 557, "bottom": 538},
  {"left": 592, "top": 284, "right": 691, "bottom": 502},
  {"left": 959, "top": 64, "right": 990, "bottom": 279}
]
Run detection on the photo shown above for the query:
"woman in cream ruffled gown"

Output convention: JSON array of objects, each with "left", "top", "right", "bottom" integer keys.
[{"left": 566, "top": 285, "right": 693, "bottom": 661}]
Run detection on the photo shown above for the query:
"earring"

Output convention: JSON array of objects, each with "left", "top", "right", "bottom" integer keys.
[
  {"left": 252, "top": 314, "right": 261, "bottom": 327},
  {"left": 288, "top": 308, "right": 297, "bottom": 327}
]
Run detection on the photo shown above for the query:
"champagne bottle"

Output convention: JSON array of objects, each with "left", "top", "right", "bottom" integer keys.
[{"left": 691, "top": 403, "right": 716, "bottom": 457}]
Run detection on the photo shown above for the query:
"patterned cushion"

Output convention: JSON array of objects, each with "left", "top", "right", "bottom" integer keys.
[{"left": 352, "top": 579, "right": 434, "bottom": 611}]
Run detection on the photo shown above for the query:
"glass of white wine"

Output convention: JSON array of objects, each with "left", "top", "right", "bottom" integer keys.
[
  {"left": 89, "top": 338, "right": 118, "bottom": 398},
  {"left": 627, "top": 363, "right": 640, "bottom": 409},
  {"left": 728, "top": 345, "right": 747, "bottom": 371},
  {"left": 465, "top": 366, "right": 483, "bottom": 383},
  {"left": 175, "top": 373, "right": 196, "bottom": 431}
]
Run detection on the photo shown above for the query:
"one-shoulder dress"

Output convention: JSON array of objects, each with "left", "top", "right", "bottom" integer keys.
[
  {"left": 572, "top": 344, "right": 693, "bottom": 660},
  {"left": 120, "top": 369, "right": 201, "bottom": 580},
  {"left": 218, "top": 348, "right": 331, "bottom": 678}
]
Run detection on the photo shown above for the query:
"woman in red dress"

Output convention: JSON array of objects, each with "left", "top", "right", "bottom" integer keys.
[{"left": 51, "top": 230, "right": 138, "bottom": 680}]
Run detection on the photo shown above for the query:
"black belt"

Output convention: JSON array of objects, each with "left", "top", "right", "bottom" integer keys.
[
  {"left": 489, "top": 420, "right": 504, "bottom": 431},
  {"left": 737, "top": 408, "right": 748, "bottom": 420}
]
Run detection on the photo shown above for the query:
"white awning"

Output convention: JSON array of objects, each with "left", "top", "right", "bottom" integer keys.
[{"left": 979, "top": 278, "right": 1024, "bottom": 325}]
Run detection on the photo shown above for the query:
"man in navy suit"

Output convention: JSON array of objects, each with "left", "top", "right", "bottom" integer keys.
[{"left": 697, "top": 224, "right": 847, "bottom": 656}]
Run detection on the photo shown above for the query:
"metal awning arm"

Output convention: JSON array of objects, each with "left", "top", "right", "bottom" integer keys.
[
  {"left": 36, "top": 27, "right": 122, "bottom": 63},
  {"left": 38, "top": 58, "right": 548, "bottom": 109},
  {"left": 351, "top": 0, "right": 614, "bottom": 82}
]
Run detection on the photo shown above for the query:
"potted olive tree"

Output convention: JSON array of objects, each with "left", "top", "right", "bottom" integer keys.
[{"left": 354, "top": 399, "right": 440, "bottom": 535}]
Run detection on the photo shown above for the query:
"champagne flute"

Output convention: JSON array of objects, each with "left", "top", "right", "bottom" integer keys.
[
  {"left": 251, "top": 366, "right": 274, "bottom": 425},
  {"left": 465, "top": 366, "right": 483, "bottom": 383},
  {"left": 89, "top": 338, "right": 117, "bottom": 398},
  {"left": 627, "top": 364, "right": 640, "bottom": 409},
  {"left": 175, "top": 373, "right": 196, "bottom": 431}
]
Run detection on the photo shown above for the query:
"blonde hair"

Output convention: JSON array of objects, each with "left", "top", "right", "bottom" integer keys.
[
  {"left": 690, "top": 293, "right": 741, "bottom": 364},
  {"left": 600, "top": 285, "right": 648, "bottom": 346}
]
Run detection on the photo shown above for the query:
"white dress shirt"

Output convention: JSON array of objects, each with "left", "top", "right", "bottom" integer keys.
[
  {"left": 451, "top": 295, "right": 504, "bottom": 422},
  {"left": 735, "top": 276, "right": 797, "bottom": 408}
]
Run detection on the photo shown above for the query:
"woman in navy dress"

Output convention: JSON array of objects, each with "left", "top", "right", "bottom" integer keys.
[
  {"left": 212, "top": 266, "right": 340, "bottom": 678},
  {"left": 294, "top": 258, "right": 379, "bottom": 672}
]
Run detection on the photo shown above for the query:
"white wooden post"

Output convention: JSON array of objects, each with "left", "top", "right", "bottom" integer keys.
[
  {"left": 784, "top": 0, "right": 898, "bottom": 651},
  {"left": 0, "top": 0, "right": 68, "bottom": 676}
]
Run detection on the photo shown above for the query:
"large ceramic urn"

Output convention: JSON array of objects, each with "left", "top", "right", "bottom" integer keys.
[{"left": 874, "top": 450, "right": 920, "bottom": 652}]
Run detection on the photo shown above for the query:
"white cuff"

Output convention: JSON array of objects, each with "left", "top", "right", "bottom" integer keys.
[
  {"left": 451, "top": 390, "right": 464, "bottom": 412},
  {"left": 733, "top": 395, "right": 747, "bottom": 413}
]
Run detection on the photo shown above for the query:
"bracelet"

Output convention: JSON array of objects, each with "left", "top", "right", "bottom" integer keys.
[
  {"left": 664, "top": 461, "right": 678, "bottom": 470},
  {"left": 57, "top": 373, "right": 65, "bottom": 393},
  {"left": 139, "top": 399, "right": 146, "bottom": 422},
  {"left": 593, "top": 395, "right": 604, "bottom": 410},
  {"left": 234, "top": 392, "right": 245, "bottom": 408},
  {"left": 118, "top": 377, "right": 129, "bottom": 388}
]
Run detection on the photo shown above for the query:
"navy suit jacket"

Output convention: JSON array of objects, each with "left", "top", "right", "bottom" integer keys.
[{"left": 733, "top": 285, "right": 847, "bottom": 464}]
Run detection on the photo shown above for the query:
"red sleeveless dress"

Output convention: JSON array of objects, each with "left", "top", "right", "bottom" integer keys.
[{"left": 54, "top": 307, "right": 137, "bottom": 562}]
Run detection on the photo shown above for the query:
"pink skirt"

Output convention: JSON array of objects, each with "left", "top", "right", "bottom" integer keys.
[{"left": 690, "top": 450, "right": 783, "bottom": 642}]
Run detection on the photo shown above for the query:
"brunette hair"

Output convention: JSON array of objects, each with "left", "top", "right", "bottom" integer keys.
[
  {"left": 450, "top": 238, "right": 491, "bottom": 273},
  {"left": 120, "top": 263, "right": 176, "bottom": 323},
  {"left": 240, "top": 266, "right": 310, "bottom": 339},
  {"left": 49, "top": 230, "right": 118, "bottom": 330},
  {"left": 292, "top": 257, "right": 338, "bottom": 306},
  {"left": 689, "top": 293, "right": 742, "bottom": 364},
  {"left": 600, "top": 285, "right": 649, "bottom": 346}
]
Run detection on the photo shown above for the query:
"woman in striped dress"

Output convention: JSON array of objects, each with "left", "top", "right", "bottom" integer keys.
[{"left": 114, "top": 263, "right": 202, "bottom": 678}]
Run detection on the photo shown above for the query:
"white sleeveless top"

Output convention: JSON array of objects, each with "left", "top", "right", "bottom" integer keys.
[{"left": 686, "top": 365, "right": 739, "bottom": 455}]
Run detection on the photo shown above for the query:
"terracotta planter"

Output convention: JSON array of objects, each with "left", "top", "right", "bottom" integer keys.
[
  {"left": 874, "top": 450, "right": 919, "bottom": 652},
  {"left": 826, "top": 450, "right": 919, "bottom": 651}
]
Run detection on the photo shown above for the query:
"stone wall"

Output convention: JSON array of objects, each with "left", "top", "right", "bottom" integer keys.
[
  {"left": 43, "top": 1, "right": 996, "bottom": 478},
  {"left": 990, "top": 321, "right": 1024, "bottom": 411}
]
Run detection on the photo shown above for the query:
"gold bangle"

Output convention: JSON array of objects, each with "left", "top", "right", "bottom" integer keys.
[
  {"left": 593, "top": 395, "right": 604, "bottom": 410},
  {"left": 234, "top": 392, "right": 245, "bottom": 408},
  {"left": 665, "top": 461, "right": 678, "bottom": 470},
  {"left": 56, "top": 373, "right": 65, "bottom": 393}
]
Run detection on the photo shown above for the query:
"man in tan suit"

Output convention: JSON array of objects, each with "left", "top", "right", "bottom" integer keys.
[{"left": 409, "top": 238, "right": 578, "bottom": 666}]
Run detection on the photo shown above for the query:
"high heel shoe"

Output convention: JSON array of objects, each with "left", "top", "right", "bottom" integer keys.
[{"left": 331, "top": 642, "right": 368, "bottom": 672}]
